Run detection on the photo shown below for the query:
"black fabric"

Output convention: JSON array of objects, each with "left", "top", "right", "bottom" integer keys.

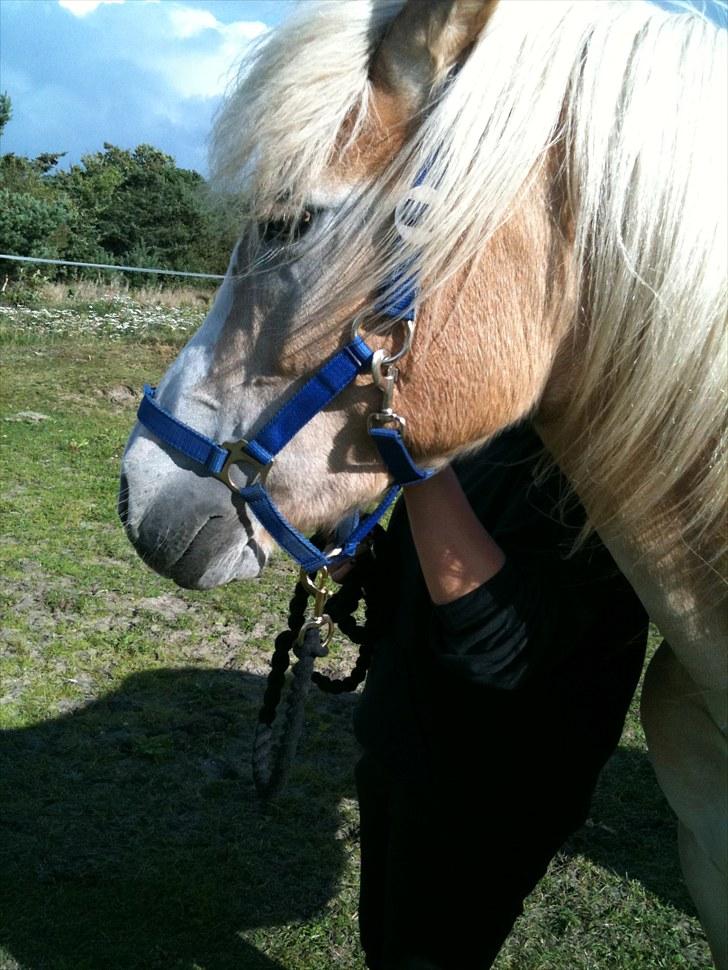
[{"left": 353, "top": 424, "right": 648, "bottom": 970}]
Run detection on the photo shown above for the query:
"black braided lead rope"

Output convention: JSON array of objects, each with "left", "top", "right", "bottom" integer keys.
[
  {"left": 252, "top": 623, "right": 328, "bottom": 801},
  {"left": 251, "top": 544, "right": 379, "bottom": 801},
  {"left": 252, "top": 580, "right": 311, "bottom": 801}
]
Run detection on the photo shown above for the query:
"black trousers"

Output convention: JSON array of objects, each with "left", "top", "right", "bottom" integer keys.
[{"left": 355, "top": 631, "right": 647, "bottom": 970}]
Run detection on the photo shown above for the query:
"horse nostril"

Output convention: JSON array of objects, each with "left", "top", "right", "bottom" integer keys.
[{"left": 118, "top": 473, "right": 130, "bottom": 528}]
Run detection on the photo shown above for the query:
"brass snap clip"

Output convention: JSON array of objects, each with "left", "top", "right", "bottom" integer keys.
[
  {"left": 296, "top": 567, "right": 335, "bottom": 649},
  {"left": 368, "top": 349, "right": 407, "bottom": 433}
]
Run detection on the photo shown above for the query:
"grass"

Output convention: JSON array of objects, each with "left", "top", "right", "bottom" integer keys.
[
  {"left": 0, "top": 298, "right": 712, "bottom": 969},
  {"left": 2, "top": 275, "right": 217, "bottom": 311}
]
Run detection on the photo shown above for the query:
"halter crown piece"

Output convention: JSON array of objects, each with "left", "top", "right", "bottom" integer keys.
[{"left": 136, "top": 234, "right": 434, "bottom": 575}]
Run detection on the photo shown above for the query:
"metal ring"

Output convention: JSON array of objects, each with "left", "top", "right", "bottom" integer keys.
[
  {"left": 351, "top": 314, "right": 416, "bottom": 367},
  {"left": 215, "top": 439, "right": 272, "bottom": 492},
  {"left": 295, "top": 615, "right": 335, "bottom": 650},
  {"left": 350, "top": 311, "right": 367, "bottom": 343},
  {"left": 380, "top": 317, "right": 415, "bottom": 366}
]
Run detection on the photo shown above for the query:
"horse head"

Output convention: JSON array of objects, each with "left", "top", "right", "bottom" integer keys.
[
  {"left": 119, "top": 0, "right": 575, "bottom": 588},
  {"left": 119, "top": 0, "right": 725, "bottom": 595}
]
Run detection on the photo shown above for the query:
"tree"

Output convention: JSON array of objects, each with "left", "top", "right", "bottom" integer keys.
[
  {"left": 54, "top": 143, "right": 239, "bottom": 274},
  {"left": 0, "top": 93, "right": 11, "bottom": 139},
  {"left": 33, "top": 152, "right": 66, "bottom": 175},
  {"left": 0, "top": 112, "right": 241, "bottom": 279},
  {"left": 0, "top": 188, "right": 78, "bottom": 259},
  {"left": 0, "top": 144, "right": 97, "bottom": 264}
]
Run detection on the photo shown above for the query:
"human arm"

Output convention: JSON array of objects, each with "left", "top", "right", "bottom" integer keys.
[
  {"left": 403, "top": 455, "right": 625, "bottom": 689},
  {"left": 403, "top": 466, "right": 506, "bottom": 606}
]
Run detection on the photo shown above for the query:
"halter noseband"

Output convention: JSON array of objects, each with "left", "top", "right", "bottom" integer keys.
[{"left": 136, "top": 273, "right": 433, "bottom": 574}]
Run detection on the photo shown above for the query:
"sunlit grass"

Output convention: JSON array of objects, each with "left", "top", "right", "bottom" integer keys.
[{"left": 0, "top": 307, "right": 711, "bottom": 970}]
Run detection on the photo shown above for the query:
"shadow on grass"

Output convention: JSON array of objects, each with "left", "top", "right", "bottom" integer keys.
[
  {"left": 0, "top": 667, "right": 361, "bottom": 970},
  {"left": 1, "top": 667, "right": 699, "bottom": 970},
  {"left": 563, "top": 743, "right": 697, "bottom": 917}
]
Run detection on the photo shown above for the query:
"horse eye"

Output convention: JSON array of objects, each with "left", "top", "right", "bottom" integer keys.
[{"left": 259, "top": 209, "right": 314, "bottom": 247}]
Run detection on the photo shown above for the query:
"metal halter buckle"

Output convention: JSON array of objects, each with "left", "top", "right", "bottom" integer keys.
[{"left": 215, "top": 439, "right": 273, "bottom": 492}]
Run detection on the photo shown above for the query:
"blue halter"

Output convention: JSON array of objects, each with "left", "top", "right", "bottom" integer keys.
[{"left": 136, "top": 269, "right": 433, "bottom": 573}]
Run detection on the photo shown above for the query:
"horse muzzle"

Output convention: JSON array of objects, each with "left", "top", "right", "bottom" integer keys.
[{"left": 119, "top": 444, "right": 268, "bottom": 589}]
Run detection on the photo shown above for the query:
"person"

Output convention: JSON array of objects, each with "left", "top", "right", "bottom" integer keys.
[{"left": 352, "top": 422, "right": 648, "bottom": 970}]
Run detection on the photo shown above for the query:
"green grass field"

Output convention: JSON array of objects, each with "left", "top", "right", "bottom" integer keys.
[{"left": 0, "top": 296, "right": 712, "bottom": 969}]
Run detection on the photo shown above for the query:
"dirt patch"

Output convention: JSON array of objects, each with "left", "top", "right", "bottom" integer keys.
[
  {"left": 3, "top": 411, "right": 50, "bottom": 423},
  {"left": 100, "top": 384, "right": 138, "bottom": 405},
  {"left": 134, "top": 594, "right": 192, "bottom": 620}
]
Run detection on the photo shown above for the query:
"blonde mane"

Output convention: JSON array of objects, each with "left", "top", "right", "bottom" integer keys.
[{"left": 210, "top": 0, "right": 727, "bottom": 575}]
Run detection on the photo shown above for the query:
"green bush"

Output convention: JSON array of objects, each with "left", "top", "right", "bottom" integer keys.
[{"left": 1, "top": 93, "right": 242, "bottom": 286}]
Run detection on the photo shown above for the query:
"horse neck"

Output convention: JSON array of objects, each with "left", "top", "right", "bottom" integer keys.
[{"left": 535, "top": 411, "right": 727, "bottom": 690}]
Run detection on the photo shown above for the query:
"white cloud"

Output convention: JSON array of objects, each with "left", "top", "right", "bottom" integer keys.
[
  {"left": 58, "top": 0, "right": 125, "bottom": 17},
  {"left": 168, "top": 7, "right": 220, "bottom": 39},
  {"left": 152, "top": 6, "right": 268, "bottom": 100},
  {"left": 56, "top": 1, "right": 267, "bottom": 100}
]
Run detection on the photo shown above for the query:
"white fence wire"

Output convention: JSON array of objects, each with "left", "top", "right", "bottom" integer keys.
[{"left": 0, "top": 253, "right": 225, "bottom": 281}]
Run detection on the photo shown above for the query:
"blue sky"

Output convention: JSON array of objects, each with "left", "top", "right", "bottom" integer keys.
[
  {"left": 0, "top": 0, "right": 725, "bottom": 177},
  {"left": 0, "top": 0, "right": 296, "bottom": 173}
]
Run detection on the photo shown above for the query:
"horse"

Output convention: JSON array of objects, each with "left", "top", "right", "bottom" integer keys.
[{"left": 118, "top": 1, "right": 727, "bottom": 964}]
